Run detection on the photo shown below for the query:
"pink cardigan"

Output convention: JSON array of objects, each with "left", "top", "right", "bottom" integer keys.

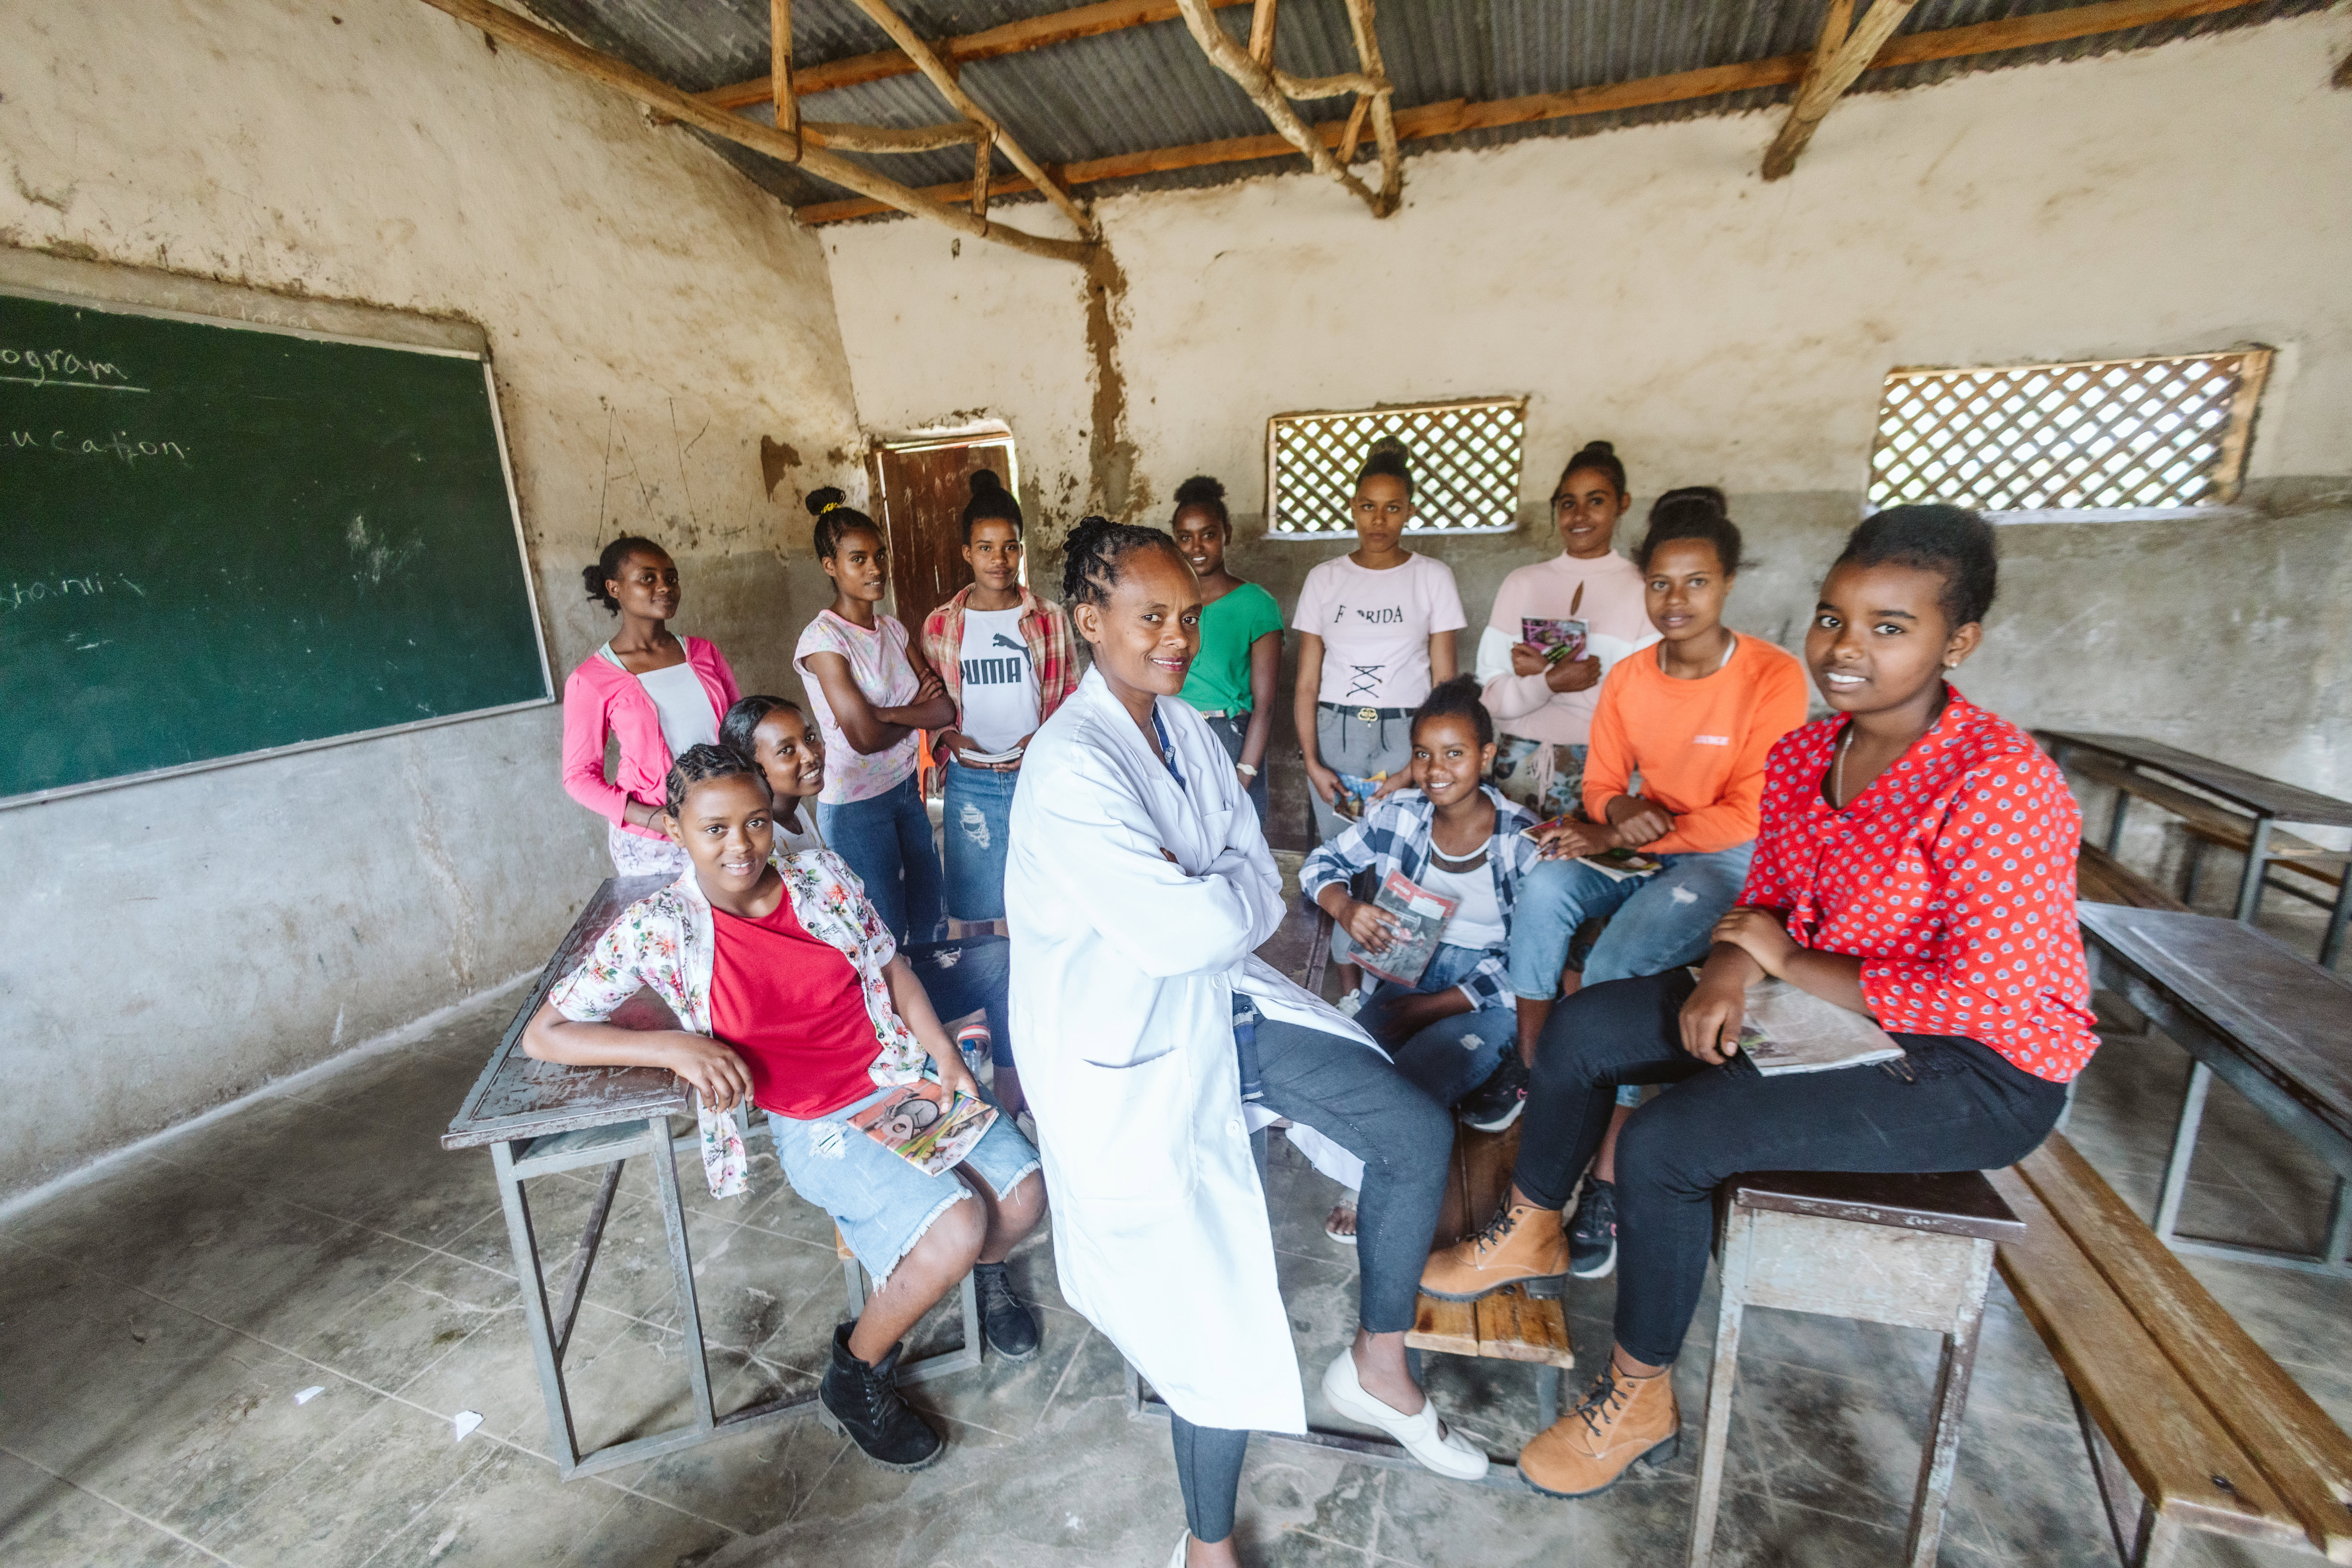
[{"left": 561, "top": 637, "right": 742, "bottom": 840}]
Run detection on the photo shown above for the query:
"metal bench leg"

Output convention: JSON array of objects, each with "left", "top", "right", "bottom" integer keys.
[
  {"left": 2233, "top": 817, "right": 2274, "bottom": 924},
  {"left": 1534, "top": 1364, "right": 1562, "bottom": 1431},
  {"left": 1687, "top": 1210, "right": 1752, "bottom": 1568},
  {"left": 2322, "top": 874, "right": 2352, "bottom": 970},
  {"left": 2324, "top": 1178, "right": 2352, "bottom": 1268},
  {"left": 492, "top": 1139, "right": 583, "bottom": 1472},
  {"left": 1902, "top": 1241, "right": 1992, "bottom": 1568},
  {"left": 2105, "top": 790, "right": 2131, "bottom": 856},
  {"left": 2152, "top": 1061, "right": 2212, "bottom": 1244}
]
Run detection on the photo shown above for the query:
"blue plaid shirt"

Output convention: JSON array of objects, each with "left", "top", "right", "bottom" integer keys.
[{"left": 1301, "top": 786, "right": 1540, "bottom": 1011}]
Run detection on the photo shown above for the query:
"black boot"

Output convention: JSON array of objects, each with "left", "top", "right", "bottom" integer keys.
[
  {"left": 972, "top": 1261, "right": 1039, "bottom": 1361},
  {"left": 820, "top": 1323, "right": 943, "bottom": 1470}
]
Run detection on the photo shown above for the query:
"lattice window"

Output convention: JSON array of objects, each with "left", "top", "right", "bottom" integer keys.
[
  {"left": 1868, "top": 351, "right": 2271, "bottom": 514},
  {"left": 1266, "top": 399, "right": 1526, "bottom": 537}
]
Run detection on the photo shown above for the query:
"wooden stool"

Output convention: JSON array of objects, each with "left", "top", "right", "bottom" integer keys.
[{"left": 1688, "top": 1170, "right": 2024, "bottom": 1568}]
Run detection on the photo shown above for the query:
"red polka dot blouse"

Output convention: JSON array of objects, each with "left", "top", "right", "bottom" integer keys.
[{"left": 1738, "top": 688, "right": 2100, "bottom": 1083}]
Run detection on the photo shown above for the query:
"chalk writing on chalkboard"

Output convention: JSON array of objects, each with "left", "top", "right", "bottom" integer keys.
[
  {"left": 0, "top": 346, "right": 145, "bottom": 392},
  {"left": 1, "top": 574, "right": 147, "bottom": 611},
  {"left": 7, "top": 428, "right": 189, "bottom": 463}
]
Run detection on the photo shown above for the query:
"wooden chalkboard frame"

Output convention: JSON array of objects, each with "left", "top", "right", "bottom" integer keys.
[{"left": 0, "top": 277, "right": 554, "bottom": 809}]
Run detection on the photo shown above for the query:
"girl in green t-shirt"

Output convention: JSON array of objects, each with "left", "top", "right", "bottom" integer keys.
[{"left": 1172, "top": 475, "right": 1284, "bottom": 821}]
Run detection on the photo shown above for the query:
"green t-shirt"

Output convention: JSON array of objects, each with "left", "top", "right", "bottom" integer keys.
[{"left": 1180, "top": 581, "right": 1285, "bottom": 715}]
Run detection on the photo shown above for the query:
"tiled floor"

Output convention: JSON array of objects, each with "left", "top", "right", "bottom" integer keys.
[{"left": 4, "top": 941, "right": 2346, "bottom": 1565}]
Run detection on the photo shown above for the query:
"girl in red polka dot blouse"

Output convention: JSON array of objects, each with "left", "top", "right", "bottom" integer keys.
[{"left": 1420, "top": 504, "right": 2098, "bottom": 1501}]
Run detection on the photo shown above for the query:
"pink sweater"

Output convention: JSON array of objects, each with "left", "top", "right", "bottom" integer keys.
[
  {"left": 1476, "top": 551, "right": 1657, "bottom": 747},
  {"left": 561, "top": 637, "right": 742, "bottom": 840}
]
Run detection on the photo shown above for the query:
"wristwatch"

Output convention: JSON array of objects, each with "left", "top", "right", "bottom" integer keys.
[{"left": 1236, "top": 763, "right": 1259, "bottom": 778}]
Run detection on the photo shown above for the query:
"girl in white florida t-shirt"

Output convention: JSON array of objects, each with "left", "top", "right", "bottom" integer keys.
[{"left": 1292, "top": 439, "right": 1467, "bottom": 841}]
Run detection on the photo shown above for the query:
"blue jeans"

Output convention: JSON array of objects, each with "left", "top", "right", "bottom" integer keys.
[
  {"left": 941, "top": 761, "right": 1018, "bottom": 922},
  {"left": 817, "top": 775, "right": 944, "bottom": 945},
  {"left": 1505, "top": 842, "right": 1756, "bottom": 1000},
  {"left": 900, "top": 934, "right": 1013, "bottom": 1068},
  {"left": 1356, "top": 943, "right": 1518, "bottom": 1108}
]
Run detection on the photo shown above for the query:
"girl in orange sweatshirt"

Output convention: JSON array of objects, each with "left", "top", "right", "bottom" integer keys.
[{"left": 1504, "top": 489, "right": 1809, "bottom": 1276}]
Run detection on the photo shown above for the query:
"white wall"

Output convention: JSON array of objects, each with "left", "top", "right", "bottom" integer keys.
[
  {"left": 824, "top": 11, "right": 2352, "bottom": 806},
  {"left": 0, "top": 0, "right": 865, "bottom": 1198}
]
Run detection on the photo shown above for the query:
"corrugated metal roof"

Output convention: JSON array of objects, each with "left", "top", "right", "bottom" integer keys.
[{"left": 518, "top": 0, "right": 2328, "bottom": 216}]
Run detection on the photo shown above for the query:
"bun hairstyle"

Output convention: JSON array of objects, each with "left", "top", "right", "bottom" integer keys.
[
  {"left": 1558, "top": 440, "right": 1628, "bottom": 497},
  {"left": 1171, "top": 474, "right": 1230, "bottom": 531},
  {"left": 718, "top": 693, "right": 805, "bottom": 760},
  {"left": 663, "top": 741, "right": 767, "bottom": 821},
  {"left": 806, "top": 486, "right": 880, "bottom": 560},
  {"left": 1412, "top": 673, "right": 1494, "bottom": 748},
  {"left": 1634, "top": 486, "right": 1744, "bottom": 575},
  {"left": 1835, "top": 504, "right": 2000, "bottom": 629},
  {"left": 1356, "top": 435, "right": 1414, "bottom": 499},
  {"left": 960, "top": 468, "right": 1023, "bottom": 542},
  {"left": 581, "top": 535, "right": 665, "bottom": 614},
  {"left": 1061, "top": 513, "right": 1186, "bottom": 610}
]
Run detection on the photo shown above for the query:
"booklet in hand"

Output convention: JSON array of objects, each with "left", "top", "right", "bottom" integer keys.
[
  {"left": 1730, "top": 978, "right": 1906, "bottom": 1077},
  {"left": 1521, "top": 616, "right": 1588, "bottom": 666},
  {"left": 1516, "top": 819, "right": 1664, "bottom": 880},
  {"left": 849, "top": 1076, "right": 998, "bottom": 1177},
  {"left": 1353, "top": 868, "right": 1456, "bottom": 988}
]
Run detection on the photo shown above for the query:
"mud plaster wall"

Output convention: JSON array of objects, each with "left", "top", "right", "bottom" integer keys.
[
  {"left": 824, "top": 13, "right": 2352, "bottom": 848},
  {"left": 0, "top": 0, "right": 864, "bottom": 1199}
]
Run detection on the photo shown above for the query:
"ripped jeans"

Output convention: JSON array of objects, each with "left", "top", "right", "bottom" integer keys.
[
  {"left": 941, "top": 759, "right": 1019, "bottom": 923},
  {"left": 1355, "top": 941, "right": 1519, "bottom": 1108},
  {"left": 1505, "top": 842, "right": 1756, "bottom": 1000}
]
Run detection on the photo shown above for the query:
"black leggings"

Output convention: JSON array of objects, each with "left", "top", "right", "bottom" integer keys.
[
  {"left": 1171, "top": 1415, "right": 1249, "bottom": 1542},
  {"left": 1515, "top": 971, "right": 2068, "bottom": 1366}
]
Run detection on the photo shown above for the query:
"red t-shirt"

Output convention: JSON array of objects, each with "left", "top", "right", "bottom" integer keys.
[
  {"left": 1737, "top": 689, "right": 2100, "bottom": 1083},
  {"left": 710, "top": 897, "right": 884, "bottom": 1119}
]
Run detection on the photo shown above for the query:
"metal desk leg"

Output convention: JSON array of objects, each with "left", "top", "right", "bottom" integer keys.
[
  {"left": 2105, "top": 788, "right": 2131, "bottom": 857},
  {"left": 2234, "top": 816, "right": 2274, "bottom": 924},
  {"left": 2322, "top": 873, "right": 2352, "bottom": 970},
  {"left": 2324, "top": 1179, "right": 2352, "bottom": 1269},
  {"left": 491, "top": 1138, "right": 583, "bottom": 1471},
  {"left": 647, "top": 1113, "right": 720, "bottom": 1442},
  {"left": 2153, "top": 1062, "right": 2213, "bottom": 1243},
  {"left": 1687, "top": 1209, "right": 1752, "bottom": 1568}
]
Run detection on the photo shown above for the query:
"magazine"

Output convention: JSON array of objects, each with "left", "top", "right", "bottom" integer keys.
[
  {"left": 1352, "top": 868, "right": 1456, "bottom": 988},
  {"left": 1514, "top": 820, "right": 1665, "bottom": 880},
  {"left": 848, "top": 1076, "right": 999, "bottom": 1176},
  {"left": 1731, "top": 979, "right": 1907, "bottom": 1077},
  {"left": 1333, "top": 770, "right": 1389, "bottom": 821},
  {"left": 1521, "top": 616, "right": 1589, "bottom": 666}
]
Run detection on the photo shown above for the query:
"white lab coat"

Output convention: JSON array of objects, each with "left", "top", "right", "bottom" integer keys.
[{"left": 1006, "top": 669, "right": 1372, "bottom": 1433}]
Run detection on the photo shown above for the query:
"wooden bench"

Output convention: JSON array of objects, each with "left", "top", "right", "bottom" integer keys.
[
  {"left": 2078, "top": 840, "right": 2190, "bottom": 912},
  {"left": 1406, "top": 1121, "right": 1575, "bottom": 1426},
  {"left": 1989, "top": 1133, "right": 2352, "bottom": 1565},
  {"left": 2069, "top": 752, "right": 2348, "bottom": 913}
]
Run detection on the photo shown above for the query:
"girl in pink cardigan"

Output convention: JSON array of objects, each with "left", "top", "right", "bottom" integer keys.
[{"left": 561, "top": 536, "right": 742, "bottom": 875}]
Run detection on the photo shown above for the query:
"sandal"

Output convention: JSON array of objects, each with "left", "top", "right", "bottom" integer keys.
[{"left": 1324, "top": 1203, "right": 1359, "bottom": 1247}]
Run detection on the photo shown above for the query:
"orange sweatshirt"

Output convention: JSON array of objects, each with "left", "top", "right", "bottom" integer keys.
[{"left": 1582, "top": 633, "right": 1811, "bottom": 855}]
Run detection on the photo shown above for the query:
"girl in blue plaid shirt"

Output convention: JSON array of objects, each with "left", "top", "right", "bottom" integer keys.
[{"left": 1303, "top": 677, "right": 1541, "bottom": 1140}]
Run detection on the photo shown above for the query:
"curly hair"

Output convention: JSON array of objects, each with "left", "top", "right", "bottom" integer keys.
[{"left": 1835, "top": 505, "right": 1999, "bottom": 628}]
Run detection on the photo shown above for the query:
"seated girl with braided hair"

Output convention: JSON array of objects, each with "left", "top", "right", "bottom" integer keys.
[{"left": 520, "top": 744, "right": 1044, "bottom": 1475}]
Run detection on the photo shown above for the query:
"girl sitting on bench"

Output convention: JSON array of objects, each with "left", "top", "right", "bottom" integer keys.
[
  {"left": 1421, "top": 504, "right": 2099, "bottom": 1500},
  {"left": 520, "top": 744, "right": 1044, "bottom": 1475}
]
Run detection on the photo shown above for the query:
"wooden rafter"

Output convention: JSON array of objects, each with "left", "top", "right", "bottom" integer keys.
[
  {"left": 1339, "top": 0, "right": 1400, "bottom": 213},
  {"left": 804, "top": 120, "right": 985, "bottom": 153},
  {"left": 701, "top": 0, "right": 1252, "bottom": 110},
  {"left": 770, "top": 0, "right": 795, "bottom": 137},
  {"left": 841, "top": 0, "right": 1098, "bottom": 240},
  {"left": 408, "top": 0, "right": 1091, "bottom": 264},
  {"left": 1761, "top": 0, "right": 1921, "bottom": 180},
  {"left": 1173, "top": 0, "right": 1388, "bottom": 214},
  {"left": 792, "top": 0, "right": 2277, "bottom": 225},
  {"left": 1247, "top": 0, "right": 1278, "bottom": 67}
]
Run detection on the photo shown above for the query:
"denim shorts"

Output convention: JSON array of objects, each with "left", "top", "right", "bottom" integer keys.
[{"left": 769, "top": 1085, "right": 1040, "bottom": 1283}]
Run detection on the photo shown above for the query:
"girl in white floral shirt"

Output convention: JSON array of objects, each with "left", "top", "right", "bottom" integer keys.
[{"left": 522, "top": 744, "right": 1042, "bottom": 1474}]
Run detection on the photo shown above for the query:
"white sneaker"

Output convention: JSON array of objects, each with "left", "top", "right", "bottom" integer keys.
[
  {"left": 1337, "top": 988, "right": 1365, "bottom": 1017},
  {"left": 1168, "top": 1530, "right": 1189, "bottom": 1567},
  {"left": 1320, "top": 1349, "right": 1489, "bottom": 1480}
]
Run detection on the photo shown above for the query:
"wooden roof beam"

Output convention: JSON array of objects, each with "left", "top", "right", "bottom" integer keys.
[
  {"left": 1762, "top": 0, "right": 1921, "bottom": 180},
  {"left": 792, "top": 0, "right": 2276, "bottom": 226},
  {"left": 702, "top": 0, "right": 1252, "bottom": 108},
  {"left": 1173, "top": 0, "right": 1388, "bottom": 215},
  {"left": 407, "top": 0, "right": 1091, "bottom": 265},
  {"left": 840, "top": 0, "right": 1099, "bottom": 240},
  {"left": 1340, "top": 0, "right": 1401, "bottom": 216}
]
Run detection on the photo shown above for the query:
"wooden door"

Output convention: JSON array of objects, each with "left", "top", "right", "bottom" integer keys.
[{"left": 866, "top": 439, "right": 1016, "bottom": 640}]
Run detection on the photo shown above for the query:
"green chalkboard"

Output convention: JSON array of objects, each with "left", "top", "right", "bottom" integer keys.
[{"left": 1, "top": 288, "right": 550, "bottom": 803}]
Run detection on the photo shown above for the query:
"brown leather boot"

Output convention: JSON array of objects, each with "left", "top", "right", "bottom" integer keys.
[
  {"left": 1519, "top": 1361, "right": 1680, "bottom": 1498},
  {"left": 1418, "top": 1202, "right": 1569, "bottom": 1302}
]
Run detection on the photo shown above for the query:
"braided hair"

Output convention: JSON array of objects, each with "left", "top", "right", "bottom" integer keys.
[
  {"left": 1557, "top": 440, "right": 1627, "bottom": 498},
  {"left": 1413, "top": 673, "right": 1494, "bottom": 747},
  {"left": 1634, "top": 486, "right": 1743, "bottom": 575},
  {"left": 1836, "top": 505, "right": 1999, "bottom": 628},
  {"left": 580, "top": 535, "right": 665, "bottom": 614},
  {"left": 663, "top": 742, "right": 769, "bottom": 821},
  {"left": 961, "top": 469, "right": 1023, "bottom": 542},
  {"left": 806, "top": 486, "right": 880, "bottom": 560},
  {"left": 1061, "top": 513, "right": 1186, "bottom": 610}
]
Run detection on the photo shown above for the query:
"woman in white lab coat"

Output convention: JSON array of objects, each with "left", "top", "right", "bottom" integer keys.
[{"left": 1006, "top": 517, "right": 1483, "bottom": 1568}]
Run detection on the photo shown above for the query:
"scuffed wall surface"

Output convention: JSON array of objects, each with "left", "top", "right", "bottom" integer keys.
[
  {"left": 0, "top": 0, "right": 863, "bottom": 1197},
  {"left": 825, "top": 12, "right": 2352, "bottom": 819}
]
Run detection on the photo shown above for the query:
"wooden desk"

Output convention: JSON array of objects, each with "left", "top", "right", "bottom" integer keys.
[
  {"left": 442, "top": 876, "right": 802, "bottom": 1477},
  {"left": 2039, "top": 730, "right": 2352, "bottom": 963},
  {"left": 2077, "top": 902, "right": 2352, "bottom": 1279}
]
